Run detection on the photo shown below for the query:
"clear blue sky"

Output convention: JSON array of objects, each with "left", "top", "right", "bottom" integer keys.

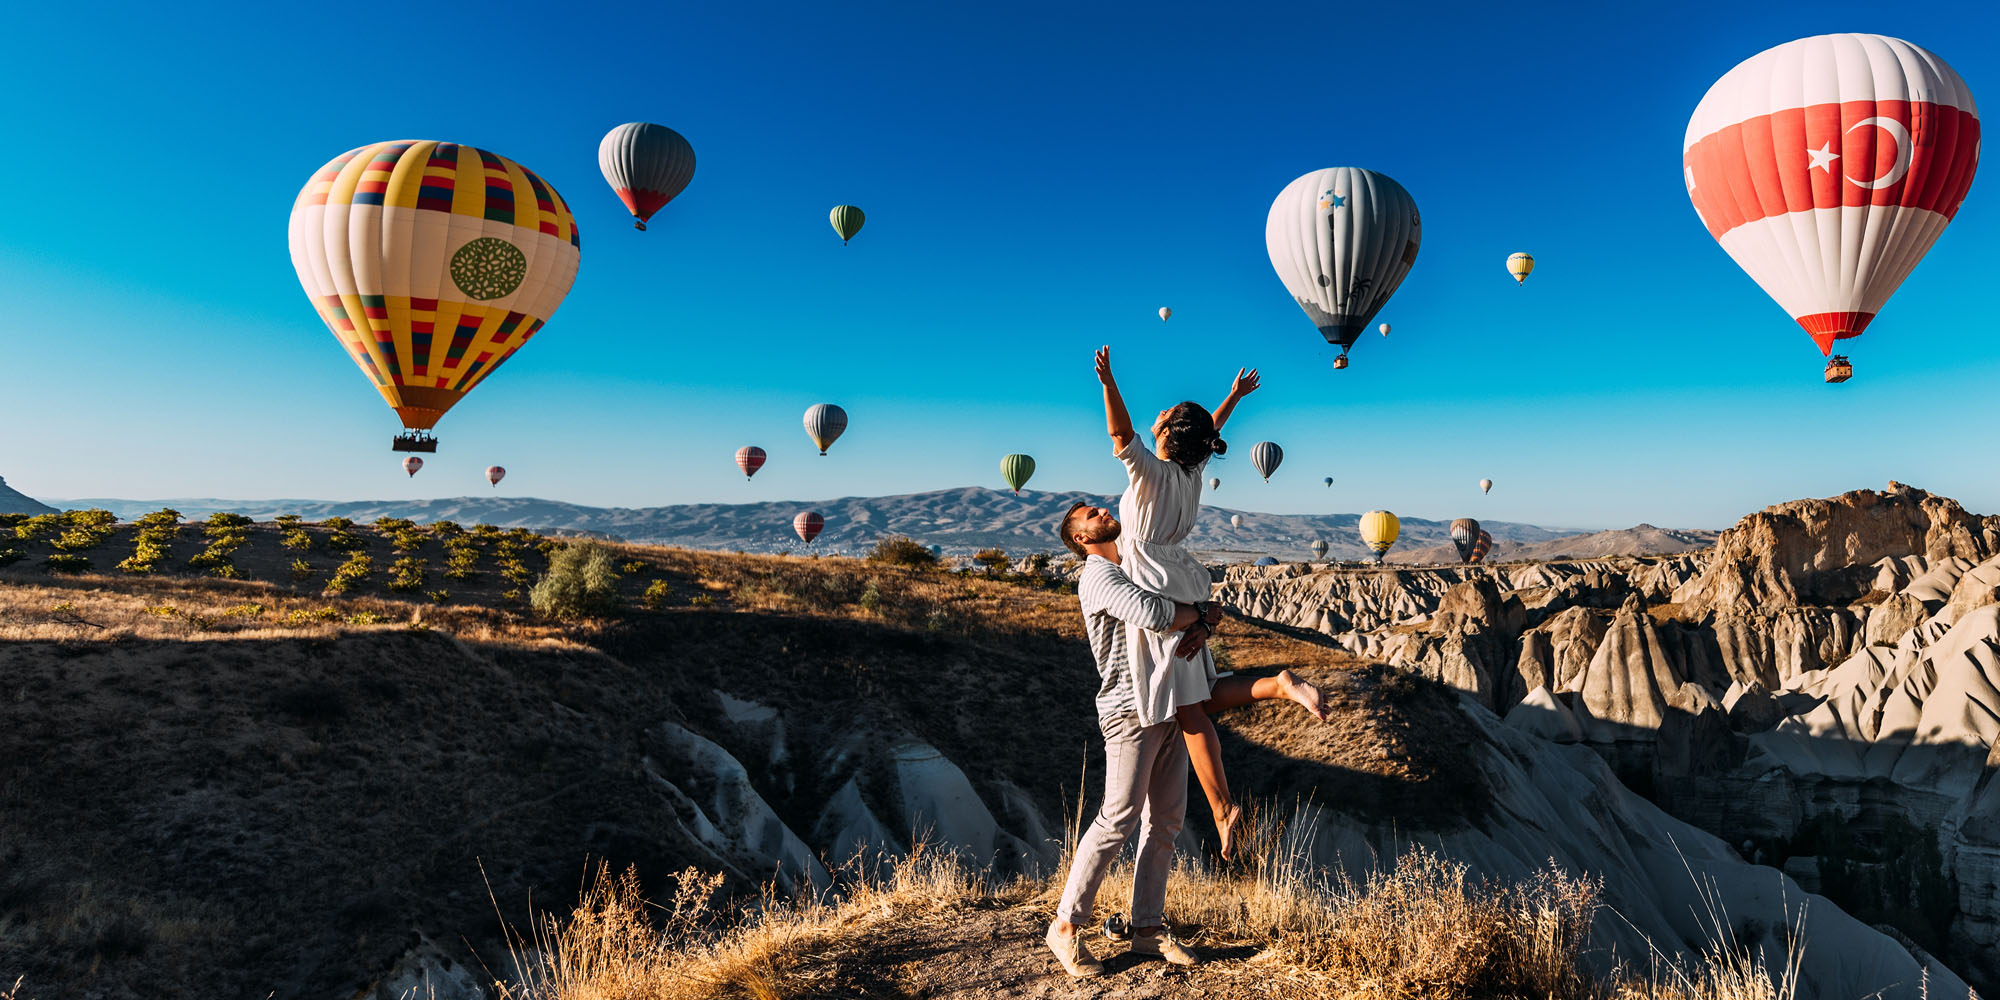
[{"left": 3, "top": 0, "right": 1997, "bottom": 530}]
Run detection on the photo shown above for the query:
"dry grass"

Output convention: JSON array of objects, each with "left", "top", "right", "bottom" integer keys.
[{"left": 496, "top": 804, "right": 1801, "bottom": 1000}]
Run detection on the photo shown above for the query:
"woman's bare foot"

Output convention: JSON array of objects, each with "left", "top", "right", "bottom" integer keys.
[
  {"left": 1277, "top": 669, "right": 1327, "bottom": 721},
  {"left": 1216, "top": 801, "right": 1243, "bottom": 860}
]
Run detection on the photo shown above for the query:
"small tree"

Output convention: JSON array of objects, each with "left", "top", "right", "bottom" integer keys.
[
  {"left": 530, "top": 542, "right": 624, "bottom": 622},
  {"left": 973, "top": 548, "right": 1011, "bottom": 576},
  {"left": 867, "top": 535, "right": 938, "bottom": 568}
]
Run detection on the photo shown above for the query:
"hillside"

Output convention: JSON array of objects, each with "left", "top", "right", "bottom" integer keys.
[
  {"left": 0, "top": 503, "right": 1963, "bottom": 999},
  {"left": 1393, "top": 523, "right": 1721, "bottom": 564},
  {"left": 47, "top": 486, "right": 1687, "bottom": 561},
  {"left": 0, "top": 477, "right": 56, "bottom": 515}
]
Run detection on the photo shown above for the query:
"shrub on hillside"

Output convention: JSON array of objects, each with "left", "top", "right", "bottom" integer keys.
[
  {"left": 373, "top": 516, "right": 416, "bottom": 533},
  {"left": 387, "top": 556, "right": 426, "bottom": 593},
  {"left": 325, "top": 552, "right": 373, "bottom": 595},
  {"left": 642, "top": 579, "right": 671, "bottom": 609},
  {"left": 44, "top": 553, "right": 90, "bottom": 574},
  {"left": 430, "top": 520, "right": 464, "bottom": 539},
  {"left": 0, "top": 548, "right": 24, "bottom": 567},
  {"left": 530, "top": 542, "right": 623, "bottom": 622},
  {"left": 867, "top": 535, "right": 938, "bottom": 568},
  {"left": 273, "top": 514, "right": 302, "bottom": 526},
  {"left": 65, "top": 509, "right": 117, "bottom": 529},
  {"left": 281, "top": 527, "right": 313, "bottom": 550},
  {"left": 204, "top": 512, "right": 252, "bottom": 530},
  {"left": 135, "top": 509, "right": 182, "bottom": 530},
  {"left": 973, "top": 548, "right": 1011, "bottom": 575},
  {"left": 14, "top": 514, "right": 62, "bottom": 542}
]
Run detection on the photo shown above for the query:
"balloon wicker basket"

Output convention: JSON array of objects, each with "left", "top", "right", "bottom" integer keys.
[
  {"left": 392, "top": 432, "right": 439, "bottom": 453},
  {"left": 1823, "top": 356, "right": 1853, "bottom": 384}
]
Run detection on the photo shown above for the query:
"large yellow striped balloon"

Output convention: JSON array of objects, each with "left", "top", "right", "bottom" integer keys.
[{"left": 288, "top": 141, "right": 582, "bottom": 433}]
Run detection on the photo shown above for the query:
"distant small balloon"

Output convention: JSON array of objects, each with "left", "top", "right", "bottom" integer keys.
[
  {"left": 1000, "top": 453, "right": 1036, "bottom": 494},
  {"left": 793, "top": 511, "right": 824, "bottom": 544},
  {"left": 1230, "top": 514, "right": 1243, "bottom": 528},
  {"left": 1324, "top": 477, "right": 1334, "bottom": 488},
  {"left": 1507, "top": 252, "right": 1535, "bottom": 285},
  {"left": 1310, "top": 538, "right": 1328, "bottom": 559},
  {"left": 486, "top": 465, "right": 505, "bottom": 486},
  {"left": 1249, "top": 441, "right": 1283, "bottom": 482},
  {"left": 1209, "top": 477, "right": 1221, "bottom": 491},
  {"left": 1480, "top": 478, "right": 1494, "bottom": 494},
  {"left": 829, "top": 205, "right": 865, "bottom": 244},
  {"left": 736, "top": 446, "right": 767, "bottom": 479},
  {"left": 1159, "top": 307, "right": 1172, "bottom": 322},
  {"left": 1378, "top": 323, "right": 1391, "bottom": 337},
  {"left": 804, "top": 404, "right": 848, "bottom": 455},
  {"left": 403, "top": 457, "right": 423, "bottom": 477}
]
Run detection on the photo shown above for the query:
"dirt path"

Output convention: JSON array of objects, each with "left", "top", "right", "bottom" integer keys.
[{"left": 823, "top": 901, "right": 1315, "bottom": 1000}]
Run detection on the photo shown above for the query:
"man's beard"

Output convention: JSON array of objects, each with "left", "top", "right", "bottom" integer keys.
[{"left": 1084, "top": 520, "right": 1121, "bottom": 546}]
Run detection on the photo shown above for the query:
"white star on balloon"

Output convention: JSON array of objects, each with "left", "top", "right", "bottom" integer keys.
[{"left": 1806, "top": 141, "right": 1840, "bottom": 173}]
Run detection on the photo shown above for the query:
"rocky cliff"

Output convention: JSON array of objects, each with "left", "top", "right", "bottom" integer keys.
[{"left": 1211, "top": 484, "right": 2000, "bottom": 990}]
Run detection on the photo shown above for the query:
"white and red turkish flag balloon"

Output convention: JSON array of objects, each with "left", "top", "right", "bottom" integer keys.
[{"left": 1684, "top": 34, "right": 1979, "bottom": 356}]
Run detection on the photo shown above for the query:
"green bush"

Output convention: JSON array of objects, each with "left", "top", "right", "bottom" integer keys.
[
  {"left": 867, "top": 535, "right": 938, "bottom": 568},
  {"left": 529, "top": 542, "right": 623, "bottom": 622},
  {"left": 373, "top": 516, "right": 416, "bottom": 533},
  {"left": 430, "top": 520, "right": 464, "bottom": 539},
  {"left": 64, "top": 509, "right": 117, "bottom": 529},
  {"left": 387, "top": 556, "right": 425, "bottom": 593},
  {"left": 273, "top": 514, "right": 302, "bottom": 526},
  {"left": 14, "top": 514, "right": 62, "bottom": 542},
  {"left": 325, "top": 552, "right": 373, "bottom": 595},
  {"left": 54, "top": 525, "right": 116, "bottom": 552},
  {"left": 204, "top": 512, "right": 252, "bottom": 531},
  {"left": 282, "top": 527, "right": 313, "bottom": 550},
  {"left": 0, "top": 548, "right": 20, "bottom": 567},
  {"left": 289, "top": 558, "right": 315, "bottom": 582},
  {"left": 118, "top": 538, "right": 171, "bottom": 574},
  {"left": 473, "top": 523, "right": 501, "bottom": 537},
  {"left": 135, "top": 509, "right": 183, "bottom": 531},
  {"left": 620, "top": 560, "right": 647, "bottom": 576},
  {"left": 425, "top": 589, "right": 450, "bottom": 604},
  {"left": 973, "top": 548, "right": 1011, "bottom": 575},
  {"left": 391, "top": 528, "right": 428, "bottom": 553},
  {"left": 44, "top": 553, "right": 90, "bottom": 574},
  {"left": 642, "top": 579, "right": 671, "bottom": 609},
  {"left": 322, "top": 516, "right": 354, "bottom": 531},
  {"left": 500, "top": 557, "right": 534, "bottom": 589}
]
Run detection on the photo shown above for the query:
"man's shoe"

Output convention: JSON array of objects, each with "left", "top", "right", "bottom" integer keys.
[
  {"left": 1129, "top": 928, "right": 1198, "bottom": 966},
  {"left": 1046, "top": 922, "right": 1105, "bottom": 978}
]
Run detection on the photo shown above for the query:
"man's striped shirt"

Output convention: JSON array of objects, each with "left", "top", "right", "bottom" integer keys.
[{"left": 1077, "top": 554, "right": 1177, "bottom": 726}]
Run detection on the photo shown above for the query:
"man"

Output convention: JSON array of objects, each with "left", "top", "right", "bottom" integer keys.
[{"left": 1045, "top": 501, "right": 1220, "bottom": 977}]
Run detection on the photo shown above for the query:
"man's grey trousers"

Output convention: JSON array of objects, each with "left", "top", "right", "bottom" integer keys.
[{"left": 1055, "top": 714, "right": 1188, "bottom": 927}]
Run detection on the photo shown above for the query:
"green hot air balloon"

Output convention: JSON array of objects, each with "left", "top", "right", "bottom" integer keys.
[
  {"left": 1000, "top": 454, "right": 1036, "bottom": 494},
  {"left": 830, "top": 205, "right": 866, "bottom": 244}
]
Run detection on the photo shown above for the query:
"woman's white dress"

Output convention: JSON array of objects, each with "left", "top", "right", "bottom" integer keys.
[{"left": 1114, "top": 437, "right": 1216, "bottom": 727}]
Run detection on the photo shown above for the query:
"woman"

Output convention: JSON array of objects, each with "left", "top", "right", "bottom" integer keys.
[{"left": 1093, "top": 346, "right": 1325, "bottom": 858}]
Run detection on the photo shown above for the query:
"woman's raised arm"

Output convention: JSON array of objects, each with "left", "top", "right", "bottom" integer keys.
[
  {"left": 1211, "top": 367, "right": 1260, "bottom": 431},
  {"left": 1096, "top": 346, "right": 1135, "bottom": 453}
]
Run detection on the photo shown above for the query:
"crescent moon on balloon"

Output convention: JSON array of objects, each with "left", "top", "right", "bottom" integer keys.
[{"left": 1844, "top": 116, "right": 1913, "bottom": 190}]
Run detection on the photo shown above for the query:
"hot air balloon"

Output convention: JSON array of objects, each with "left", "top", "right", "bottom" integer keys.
[
  {"left": 804, "top": 404, "right": 848, "bottom": 455},
  {"left": 1378, "top": 323, "right": 1391, "bottom": 337},
  {"left": 289, "top": 141, "right": 581, "bottom": 453},
  {"left": 403, "top": 456, "right": 423, "bottom": 477},
  {"left": 1209, "top": 477, "right": 1221, "bottom": 491},
  {"left": 1480, "top": 478, "right": 1493, "bottom": 494},
  {"left": 1324, "top": 477, "right": 1334, "bottom": 488},
  {"left": 1684, "top": 34, "right": 1980, "bottom": 383},
  {"left": 793, "top": 511, "right": 824, "bottom": 544},
  {"left": 1266, "top": 167, "right": 1421, "bottom": 369},
  {"left": 486, "top": 465, "right": 505, "bottom": 486},
  {"left": 1450, "top": 518, "right": 1481, "bottom": 563},
  {"left": 1000, "top": 453, "right": 1036, "bottom": 494},
  {"left": 1310, "top": 538, "right": 1328, "bottom": 559},
  {"left": 1249, "top": 442, "right": 1283, "bottom": 482},
  {"left": 1254, "top": 556, "right": 1279, "bottom": 567},
  {"left": 597, "top": 123, "right": 696, "bottom": 231},
  {"left": 1358, "top": 510, "right": 1400, "bottom": 564},
  {"left": 1470, "top": 529, "right": 1493, "bottom": 565},
  {"left": 1159, "top": 307, "right": 1172, "bottom": 322},
  {"left": 1506, "top": 252, "right": 1535, "bottom": 285},
  {"left": 736, "top": 446, "right": 767, "bottom": 479},
  {"left": 1230, "top": 514, "right": 1243, "bottom": 528},
  {"left": 829, "top": 205, "right": 865, "bottom": 244}
]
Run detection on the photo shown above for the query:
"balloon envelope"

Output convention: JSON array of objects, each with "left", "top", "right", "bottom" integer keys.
[
  {"left": 829, "top": 205, "right": 866, "bottom": 243},
  {"left": 1506, "top": 252, "right": 1535, "bottom": 284},
  {"left": 1480, "top": 478, "right": 1494, "bottom": 494},
  {"left": 1683, "top": 34, "right": 1980, "bottom": 358},
  {"left": 736, "top": 446, "right": 767, "bottom": 479},
  {"left": 403, "top": 456, "right": 423, "bottom": 477},
  {"left": 804, "top": 404, "right": 848, "bottom": 455},
  {"left": 1470, "top": 529, "right": 1493, "bottom": 564},
  {"left": 793, "top": 511, "right": 824, "bottom": 544},
  {"left": 1000, "top": 453, "right": 1036, "bottom": 494},
  {"left": 289, "top": 141, "right": 581, "bottom": 433},
  {"left": 1324, "top": 477, "right": 1334, "bottom": 487},
  {"left": 1230, "top": 514, "right": 1243, "bottom": 528},
  {"left": 1266, "top": 167, "right": 1422, "bottom": 356},
  {"left": 1249, "top": 441, "right": 1283, "bottom": 481},
  {"left": 1254, "top": 556, "right": 1279, "bottom": 567},
  {"left": 1450, "top": 517, "right": 1481, "bottom": 563},
  {"left": 1310, "top": 538, "right": 1328, "bottom": 558},
  {"left": 1158, "top": 307, "right": 1172, "bottom": 322},
  {"left": 1378, "top": 323, "right": 1390, "bottom": 337},
  {"left": 598, "top": 123, "right": 696, "bottom": 229},
  {"left": 1209, "top": 477, "right": 1220, "bottom": 490},
  {"left": 486, "top": 465, "right": 505, "bottom": 486},
  {"left": 1358, "top": 510, "right": 1400, "bottom": 563}
]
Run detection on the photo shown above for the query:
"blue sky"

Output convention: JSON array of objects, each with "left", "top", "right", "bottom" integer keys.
[{"left": 2, "top": 0, "right": 1997, "bottom": 530}]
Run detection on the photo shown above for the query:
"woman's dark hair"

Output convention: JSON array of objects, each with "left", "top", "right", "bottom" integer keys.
[{"left": 1158, "top": 401, "right": 1226, "bottom": 468}]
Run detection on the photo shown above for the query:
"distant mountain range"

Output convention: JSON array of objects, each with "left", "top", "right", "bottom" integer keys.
[{"left": 38, "top": 486, "right": 1714, "bottom": 562}]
